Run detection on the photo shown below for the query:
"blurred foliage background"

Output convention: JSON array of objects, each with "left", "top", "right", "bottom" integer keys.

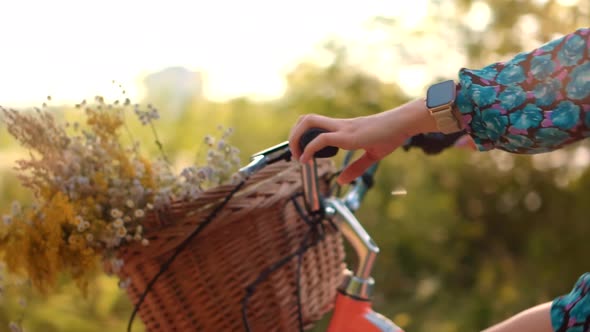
[{"left": 1, "top": 0, "right": 590, "bottom": 331}]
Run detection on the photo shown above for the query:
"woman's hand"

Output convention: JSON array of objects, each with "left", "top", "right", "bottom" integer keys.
[
  {"left": 454, "top": 134, "right": 477, "bottom": 150},
  {"left": 289, "top": 99, "right": 438, "bottom": 184}
]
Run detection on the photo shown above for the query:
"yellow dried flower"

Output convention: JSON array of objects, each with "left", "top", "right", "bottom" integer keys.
[
  {"left": 110, "top": 209, "right": 123, "bottom": 219},
  {"left": 116, "top": 227, "right": 127, "bottom": 238},
  {"left": 75, "top": 216, "right": 84, "bottom": 225},
  {"left": 92, "top": 173, "right": 108, "bottom": 191},
  {"left": 113, "top": 218, "right": 124, "bottom": 228},
  {"left": 86, "top": 107, "right": 123, "bottom": 138},
  {"left": 134, "top": 209, "right": 145, "bottom": 218}
]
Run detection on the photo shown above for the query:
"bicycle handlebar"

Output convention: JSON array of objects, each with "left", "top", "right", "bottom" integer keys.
[{"left": 298, "top": 128, "right": 339, "bottom": 158}]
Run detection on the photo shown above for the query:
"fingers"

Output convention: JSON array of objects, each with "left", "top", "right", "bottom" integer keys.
[
  {"left": 454, "top": 134, "right": 477, "bottom": 151},
  {"left": 337, "top": 152, "right": 378, "bottom": 185},
  {"left": 299, "top": 132, "right": 345, "bottom": 163},
  {"left": 289, "top": 114, "right": 339, "bottom": 160}
]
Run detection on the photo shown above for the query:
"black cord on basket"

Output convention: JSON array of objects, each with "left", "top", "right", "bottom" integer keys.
[
  {"left": 326, "top": 170, "right": 342, "bottom": 197},
  {"left": 295, "top": 236, "right": 305, "bottom": 330},
  {"left": 127, "top": 179, "right": 247, "bottom": 332},
  {"left": 241, "top": 193, "right": 336, "bottom": 332},
  {"left": 241, "top": 231, "right": 313, "bottom": 332}
]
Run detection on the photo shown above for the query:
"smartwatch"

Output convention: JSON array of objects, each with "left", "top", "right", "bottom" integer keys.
[{"left": 426, "top": 80, "right": 462, "bottom": 134}]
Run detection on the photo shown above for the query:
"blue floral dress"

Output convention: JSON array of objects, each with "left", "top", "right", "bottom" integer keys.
[{"left": 455, "top": 27, "right": 590, "bottom": 331}]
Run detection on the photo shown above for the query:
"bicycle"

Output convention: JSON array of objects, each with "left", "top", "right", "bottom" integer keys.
[
  {"left": 239, "top": 128, "right": 405, "bottom": 332},
  {"left": 126, "top": 126, "right": 461, "bottom": 331}
]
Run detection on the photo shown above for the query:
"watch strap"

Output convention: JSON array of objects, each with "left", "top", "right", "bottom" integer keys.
[{"left": 430, "top": 107, "right": 462, "bottom": 134}]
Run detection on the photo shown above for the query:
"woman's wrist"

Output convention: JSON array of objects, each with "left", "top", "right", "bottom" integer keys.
[
  {"left": 400, "top": 98, "right": 438, "bottom": 135},
  {"left": 373, "top": 99, "right": 438, "bottom": 140}
]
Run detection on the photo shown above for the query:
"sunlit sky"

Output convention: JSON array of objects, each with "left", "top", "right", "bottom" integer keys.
[
  {"left": 0, "top": 0, "right": 433, "bottom": 107},
  {"left": 0, "top": 0, "right": 579, "bottom": 107}
]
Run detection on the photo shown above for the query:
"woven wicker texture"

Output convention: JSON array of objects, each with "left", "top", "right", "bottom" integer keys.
[{"left": 118, "top": 160, "right": 346, "bottom": 331}]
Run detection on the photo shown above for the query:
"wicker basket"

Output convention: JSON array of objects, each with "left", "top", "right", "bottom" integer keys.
[{"left": 117, "top": 160, "right": 346, "bottom": 331}]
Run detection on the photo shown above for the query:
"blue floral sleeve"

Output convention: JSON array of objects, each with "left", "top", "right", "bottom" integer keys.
[
  {"left": 456, "top": 27, "right": 590, "bottom": 154},
  {"left": 551, "top": 273, "right": 590, "bottom": 332},
  {"left": 455, "top": 28, "right": 590, "bottom": 332}
]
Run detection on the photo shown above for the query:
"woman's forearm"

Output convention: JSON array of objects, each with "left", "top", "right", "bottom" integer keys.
[
  {"left": 382, "top": 98, "right": 438, "bottom": 136},
  {"left": 483, "top": 302, "right": 553, "bottom": 332}
]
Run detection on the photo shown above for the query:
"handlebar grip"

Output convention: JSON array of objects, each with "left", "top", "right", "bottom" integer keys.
[{"left": 299, "top": 128, "right": 339, "bottom": 158}]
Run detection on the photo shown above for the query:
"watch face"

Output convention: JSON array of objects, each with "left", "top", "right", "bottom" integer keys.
[{"left": 427, "top": 80, "right": 455, "bottom": 108}]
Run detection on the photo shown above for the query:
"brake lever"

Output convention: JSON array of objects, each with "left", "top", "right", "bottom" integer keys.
[
  {"left": 239, "top": 142, "right": 291, "bottom": 178},
  {"left": 251, "top": 141, "right": 291, "bottom": 161}
]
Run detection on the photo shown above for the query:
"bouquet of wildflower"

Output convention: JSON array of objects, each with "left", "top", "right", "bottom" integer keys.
[{"left": 0, "top": 97, "right": 241, "bottom": 301}]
